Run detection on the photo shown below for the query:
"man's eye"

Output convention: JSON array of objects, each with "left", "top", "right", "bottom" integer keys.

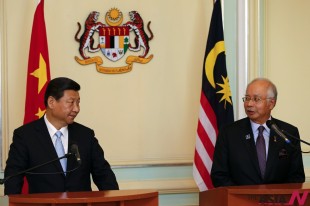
[{"left": 254, "top": 97, "right": 261, "bottom": 102}]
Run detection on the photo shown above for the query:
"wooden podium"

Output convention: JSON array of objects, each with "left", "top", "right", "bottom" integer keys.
[
  {"left": 8, "top": 189, "right": 158, "bottom": 206},
  {"left": 200, "top": 183, "right": 310, "bottom": 206}
]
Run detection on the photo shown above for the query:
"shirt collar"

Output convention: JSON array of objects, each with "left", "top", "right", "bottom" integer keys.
[
  {"left": 44, "top": 114, "right": 68, "bottom": 137},
  {"left": 250, "top": 117, "right": 271, "bottom": 133}
]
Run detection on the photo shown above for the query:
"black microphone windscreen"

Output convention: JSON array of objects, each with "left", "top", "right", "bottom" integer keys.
[
  {"left": 71, "top": 144, "right": 81, "bottom": 165},
  {"left": 71, "top": 144, "right": 78, "bottom": 153}
]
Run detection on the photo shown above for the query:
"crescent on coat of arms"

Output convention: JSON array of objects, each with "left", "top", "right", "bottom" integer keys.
[{"left": 74, "top": 8, "right": 154, "bottom": 74}]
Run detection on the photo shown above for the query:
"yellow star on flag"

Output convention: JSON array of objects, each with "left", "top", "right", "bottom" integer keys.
[
  {"left": 35, "top": 107, "right": 46, "bottom": 118},
  {"left": 30, "top": 53, "right": 47, "bottom": 93},
  {"left": 217, "top": 75, "right": 233, "bottom": 109}
]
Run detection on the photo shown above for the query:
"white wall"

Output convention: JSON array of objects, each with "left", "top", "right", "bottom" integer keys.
[
  {"left": 2, "top": 0, "right": 309, "bottom": 205},
  {"left": 265, "top": 0, "right": 310, "bottom": 152},
  {"left": 1, "top": 0, "right": 215, "bottom": 204},
  {"left": 3, "top": 0, "right": 213, "bottom": 167}
]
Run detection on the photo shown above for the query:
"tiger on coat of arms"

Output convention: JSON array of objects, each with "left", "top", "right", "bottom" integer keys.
[
  {"left": 124, "top": 11, "right": 153, "bottom": 58},
  {"left": 75, "top": 11, "right": 106, "bottom": 59}
]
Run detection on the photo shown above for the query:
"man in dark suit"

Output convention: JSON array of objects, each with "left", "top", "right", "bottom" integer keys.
[
  {"left": 211, "top": 78, "right": 305, "bottom": 187},
  {"left": 4, "top": 77, "right": 119, "bottom": 194}
]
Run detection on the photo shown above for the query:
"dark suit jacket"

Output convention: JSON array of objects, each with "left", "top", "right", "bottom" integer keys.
[
  {"left": 211, "top": 117, "right": 305, "bottom": 187},
  {"left": 4, "top": 118, "right": 119, "bottom": 194}
]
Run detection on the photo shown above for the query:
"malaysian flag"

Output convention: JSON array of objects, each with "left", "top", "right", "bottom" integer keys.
[{"left": 193, "top": 0, "right": 234, "bottom": 191}]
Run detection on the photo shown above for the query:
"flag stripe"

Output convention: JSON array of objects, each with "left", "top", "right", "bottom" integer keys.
[
  {"left": 195, "top": 133, "right": 212, "bottom": 172},
  {"left": 199, "top": 91, "right": 218, "bottom": 134},
  {"left": 193, "top": 164, "right": 207, "bottom": 191},
  {"left": 197, "top": 121, "right": 215, "bottom": 159},
  {"left": 194, "top": 150, "right": 213, "bottom": 189}
]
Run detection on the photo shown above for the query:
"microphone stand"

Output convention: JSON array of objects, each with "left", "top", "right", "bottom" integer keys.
[
  {"left": 282, "top": 130, "right": 310, "bottom": 153},
  {"left": 0, "top": 153, "right": 72, "bottom": 185},
  {"left": 282, "top": 130, "right": 310, "bottom": 146}
]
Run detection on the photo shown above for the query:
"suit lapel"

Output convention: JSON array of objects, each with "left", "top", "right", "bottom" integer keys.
[
  {"left": 34, "top": 118, "right": 66, "bottom": 175},
  {"left": 242, "top": 119, "right": 264, "bottom": 179},
  {"left": 34, "top": 118, "right": 59, "bottom": 160},
  {"left": 66, "top": 123, "right": 80, "bottom": 175},
  {"left": 265, "top": 129, "right": 281, "bottom": 178}
]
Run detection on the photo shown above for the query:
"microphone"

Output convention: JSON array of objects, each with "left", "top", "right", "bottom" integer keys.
[
  {"left": 71, "top": 144, "right": 82, "bottom": 165},
  {"left": 266, "top": 120, "right": 291, "bottom": 144},
  {"left": 0, "top": 153, "right": 73, "bottom": 185}
]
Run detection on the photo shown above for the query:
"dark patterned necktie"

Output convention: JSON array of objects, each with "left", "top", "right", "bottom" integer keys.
[{"left": 256, "top": 126, "right": 266, "bottom": 178}]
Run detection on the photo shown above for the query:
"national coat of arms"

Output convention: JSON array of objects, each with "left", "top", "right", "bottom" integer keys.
[{"left": 74, "top": 8, "right": 154, "bottom": 74}]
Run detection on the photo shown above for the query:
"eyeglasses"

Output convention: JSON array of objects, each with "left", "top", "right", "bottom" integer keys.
[{"left": 242, "top": 96, "right": 274, "bottom": 103}]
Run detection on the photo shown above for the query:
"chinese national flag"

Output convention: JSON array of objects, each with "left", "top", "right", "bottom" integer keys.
[
  {"left": 193, "top": 0, "right": 234, "bottom": 191},
  {"left": 22, "top": 0, "right": 51, "bottom": 194}
]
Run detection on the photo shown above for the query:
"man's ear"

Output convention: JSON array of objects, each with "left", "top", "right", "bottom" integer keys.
[
  {"left": 47, "top": 96, "right": 56, "bottom": 109},
  {"left": 269, "top": 98, "right": 276, "bottom": 110}
]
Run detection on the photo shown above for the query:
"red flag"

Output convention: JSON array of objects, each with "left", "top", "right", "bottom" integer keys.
[
  {"left": 193, "top": 0, "right": 234, "bottom": 191},
  {"left": 22, "top": 0, "right": 51, "bottom": 193}
]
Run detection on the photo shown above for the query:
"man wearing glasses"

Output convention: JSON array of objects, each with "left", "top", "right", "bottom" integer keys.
[{"left": 211, "top": 78, "right": 305, "bottom": 187}]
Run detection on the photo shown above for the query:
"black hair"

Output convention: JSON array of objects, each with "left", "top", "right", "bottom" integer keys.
[{"left": 44, "top": 77, "right": 80, "bottom": 106}]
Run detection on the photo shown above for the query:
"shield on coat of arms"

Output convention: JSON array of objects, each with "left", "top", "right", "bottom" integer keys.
[{"left": 99, "top": 26, "right": 130, "bottom": 62}]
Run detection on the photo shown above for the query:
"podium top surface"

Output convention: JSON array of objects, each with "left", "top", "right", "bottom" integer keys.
[
  {"left": 211, "top": 183, "right": 310, "bottom": 195},
  {"left": 199, "top": 183, "right": 310, "bottom": 206},
  {"left": 8, "top": 189, "right": 158, "bottom": 204}
]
